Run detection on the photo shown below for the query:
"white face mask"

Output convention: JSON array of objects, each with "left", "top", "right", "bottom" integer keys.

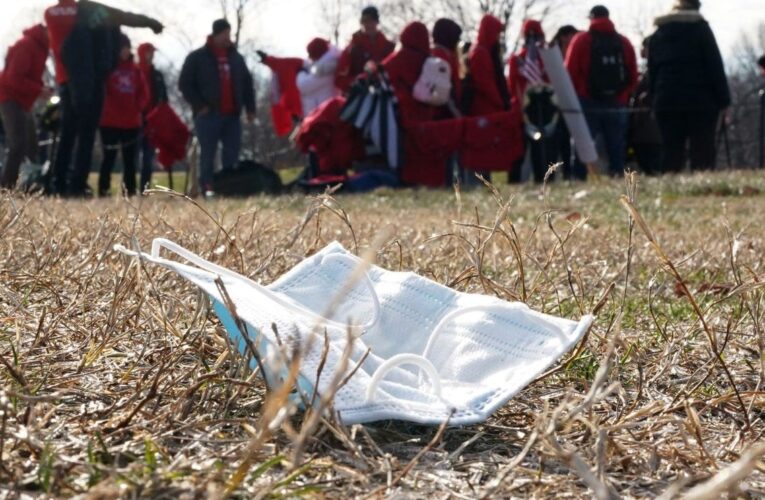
[{"left": 116, "top": 239, "right": 594, "bottom": 426}]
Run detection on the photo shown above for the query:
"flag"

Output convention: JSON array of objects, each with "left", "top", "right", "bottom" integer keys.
[{"left": 520, "top": 42, "right": 545, "bottom": 85}]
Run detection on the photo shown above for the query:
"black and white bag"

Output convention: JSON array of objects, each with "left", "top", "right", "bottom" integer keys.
[{"left": 340, "top": 67, "right": 403, "bottom": 170}]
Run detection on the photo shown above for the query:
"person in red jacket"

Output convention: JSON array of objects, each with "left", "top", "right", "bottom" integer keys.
[
  {"left": 431, "top": 18, "right": 463, "bottom": 113},
  {"left": 383, "top": 22, "right": 463, "bottom": 188},
  {"left": 335, "top": 6, "right": 395, "bottom": 92},
  {"left": 383, "top": 22, "right": 434, "bottom": 125},
  {"left": 0, "top": 25, "right": 53, "bottom": 189},
  {"left": 465, "top": 15, "right": 510, "bottom": 117},
  {"left": 565, "top": 5, "right": 638, "bottom": 176},
  {"left": 98, "top": 34, "right": 148, "bottom": 196}
]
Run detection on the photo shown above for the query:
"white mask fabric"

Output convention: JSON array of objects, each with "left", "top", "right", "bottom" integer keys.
[{"left": 115, "top": 238, "right": 594, "bottom": 426}]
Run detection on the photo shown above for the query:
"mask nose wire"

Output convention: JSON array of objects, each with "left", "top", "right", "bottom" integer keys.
[{"left": 118, "top": 238, "right": 382, "bottom": 332}]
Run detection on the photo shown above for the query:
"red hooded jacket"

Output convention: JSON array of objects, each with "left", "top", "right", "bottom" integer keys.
[
  {"left": 44, "top": 0, "right": 78, "bottom": 85},
  {"left": 296, "top": 96, "right": 365, "bottom": 176},
  {"left": 383, "top": 22, "right": 434, "bottom": 124},
  {"left": 263, "top": 55, "right": 304, "bottom": 137},
  {"left": 100, "top": 58, "right": 149, "bottom": 129},
  {"left": 467, "top": 15, "right": 509, "bottom": 116},
  {"left": 564, "top": 18, "right": 638, "bottom": 105},
  {"left": 0, "top": 25, "right": 50, "bottom": 111},
  {"left": 335, "top": 30, "right": 395, "bottom": 91}
]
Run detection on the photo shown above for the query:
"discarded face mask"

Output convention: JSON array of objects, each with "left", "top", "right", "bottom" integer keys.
[{"left": 115, "top": 238, "right": 594, "bottom": 426}]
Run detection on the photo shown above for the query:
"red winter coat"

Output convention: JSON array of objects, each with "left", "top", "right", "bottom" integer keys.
[
  {"left": 564, "top": 18, "right": 638, "bottom": 105},
  {"left": 100, "top": 59, "right": 149, "bottom": 129},
  {"left": 432, "top": 45, "right": 461, "bottom": 105},
  {"left": 44, "top": 0, "right": 78, "bottom": 85},
  {"left": 263, "top": 55, "right": 304, "bottom": 137},
  {"left": 145, "top": 103, "right": 190, "bottom": 169},
  {"left": 459, "top": 111, "right": 524, "bottom": 172},
  {"left": 295, "top": 96, "right": 365, "bottom": 176},
  {"left": 0, "top": 25, "right": 50, "bottom": 111},
  {"left": 335, "top": 30, "right": 395, "bottom": 92},
  {"left": 467, "top": 15, "right": 509, "bottom": 116},
  {"left": 402, "top": 118, "right": 464, "bottom": 187}
]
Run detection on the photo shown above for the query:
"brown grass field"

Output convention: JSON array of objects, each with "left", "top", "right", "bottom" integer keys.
[{"left": 1, "top": 170, "right": 765, "bottom": 498}]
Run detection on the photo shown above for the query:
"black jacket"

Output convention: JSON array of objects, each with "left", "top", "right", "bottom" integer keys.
[
  {"left": 179, "top": 43, "right": 256, "bottom": 116},
  {"left": 145, "top": 66, "right": 168, "bottom": 110},
  {"left": 648, "top": 10, "right": 730, "bottom": 112}
]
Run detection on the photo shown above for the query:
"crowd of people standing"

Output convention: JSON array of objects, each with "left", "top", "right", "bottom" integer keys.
[{"left": 0, "top": 0, "right": 756, "bottom": 196}]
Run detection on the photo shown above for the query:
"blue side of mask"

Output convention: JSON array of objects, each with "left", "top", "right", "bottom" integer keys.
[{"left": 211, "top": 298, "right": 317, "bottom": 409}]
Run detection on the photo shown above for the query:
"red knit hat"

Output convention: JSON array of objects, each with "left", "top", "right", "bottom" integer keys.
[{"left": 307, "top": 38, "right": 330, "bottom": 61}]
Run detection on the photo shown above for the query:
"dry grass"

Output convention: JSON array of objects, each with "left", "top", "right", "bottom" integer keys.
[{"left": 1, "top": 170, "right": 765, "bottom": 498}]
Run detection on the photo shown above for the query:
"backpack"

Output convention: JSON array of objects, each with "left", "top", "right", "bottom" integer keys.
[
  {"left": 213, "top": 160, "right": 283, "bottom": 196},
  {"left": 588, "top": 31, "right": 628, "bottom": 100},
  {"left": 413, "top": 57, "right": 453, "bottom": 106}
]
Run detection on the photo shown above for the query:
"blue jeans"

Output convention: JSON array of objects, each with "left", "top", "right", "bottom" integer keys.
[
  {"left": 581, "top": 98, "right": 628, "bottom": 176},
  {"left": 194, "top": 112, "right": 242, "bottom": 188}
]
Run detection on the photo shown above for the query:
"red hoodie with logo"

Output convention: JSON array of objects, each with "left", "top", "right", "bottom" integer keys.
[
  {"left": 0, "top": 25, "right": 50, "bottom": 111},
  {"left": 564, "top": 17, "right": 638, "bottom": 105},
  {"left": 45, "top": 0, "right": 78, "bottom": 85},
  {"left": 100, "top": 58, "right": 148, "bottom": 129}
]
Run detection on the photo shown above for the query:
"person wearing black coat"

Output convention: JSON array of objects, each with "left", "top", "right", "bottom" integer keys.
[
  {"left": 179, "top": 19, "right": 256, "bottom": 196},
  {"left": 648, "top": 0, "right": 730, "bottom": 173},
  {"left": 47, "top": 0, "right": 163, "bottom": 197}
]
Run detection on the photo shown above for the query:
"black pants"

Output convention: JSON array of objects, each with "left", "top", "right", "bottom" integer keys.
[
  {"left": 655, "top": 109, "right": 720, "bottom": 173},
  {"left": 52, "top": 83, "right": 104, "bottom": 195},
  {"left": 99, "top": 127, "right": 139, "bottom": 196},
  {"left": 0, "top": 100, "right": 37, "bottom": 189},
  {"left": 509, "top": 134, "right": 559, "bottom": 184},
  {"left": 139, "top": 127, "right": 155, "bottom": 192},
  {"left": 633, "top": 143, "right": 661, "bottom": 176}
]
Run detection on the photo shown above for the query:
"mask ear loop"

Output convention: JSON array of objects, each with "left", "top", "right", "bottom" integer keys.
[
  {"left": 116, "top": 238, "right": 382, "bottom": 331},
  {"left": 365, "top": 353, "right": 443, "bottom": 404}
]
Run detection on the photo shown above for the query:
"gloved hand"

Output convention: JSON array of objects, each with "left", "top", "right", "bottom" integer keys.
[{"left": 148, "top": 18, "right": 164, "bottom": 34}]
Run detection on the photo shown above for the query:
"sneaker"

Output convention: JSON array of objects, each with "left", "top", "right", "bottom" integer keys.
[{"left": 202, "top": 184, "right": 215, "bottom": 199}]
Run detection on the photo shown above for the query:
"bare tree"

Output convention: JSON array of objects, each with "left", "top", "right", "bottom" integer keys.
[
  {"left": 317, "top": 0, "right": 348, "bottom": 46},
  {"left": 724, "top": 23, "right": 765, "bottom": 168},
  {"left": 218, "top": 0, "right": 257, "bottom": 48}
]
